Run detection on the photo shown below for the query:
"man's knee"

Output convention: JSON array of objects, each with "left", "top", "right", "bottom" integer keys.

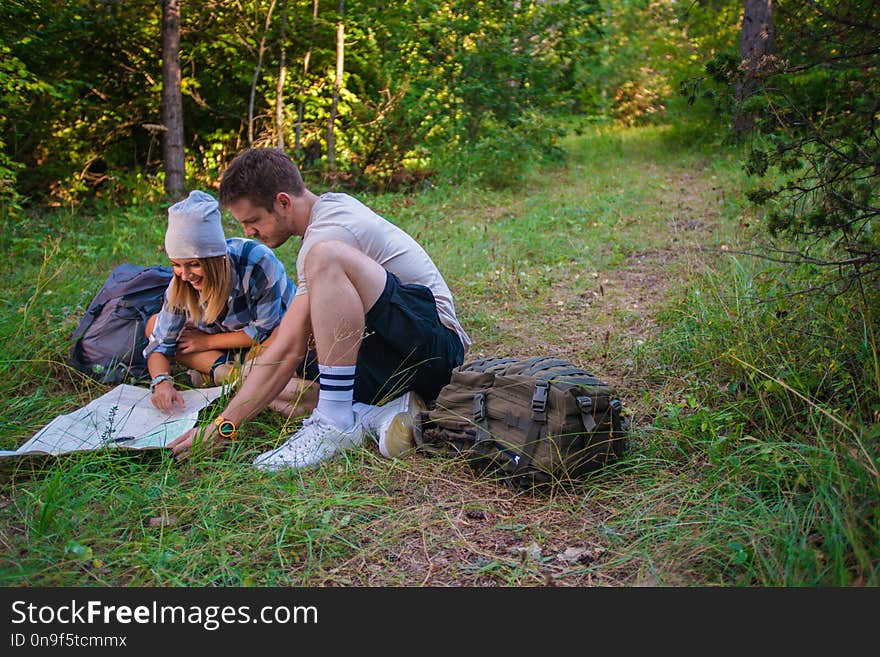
[
  {"left": 305, "top": 240, "right": 386, "bottom": 308},
  {"left": 304, "top": 240, "right": 348, "bottom": 280}
]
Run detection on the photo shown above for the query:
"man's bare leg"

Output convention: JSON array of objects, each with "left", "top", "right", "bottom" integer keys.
[
  {"left": 305, "top": 239, "right": 386, "bottom": 366},
  {"left": 238, "top": 344, "right": 318, "bottom": 418},
  {"left": 252, "top": 240, "right": 388, "bottom": 471},
  {"left": 266, "top": 376, "right": 318, "bottom": 418},
  {"left": 304, "top": 240, "right": 387, "bottom": 428}
]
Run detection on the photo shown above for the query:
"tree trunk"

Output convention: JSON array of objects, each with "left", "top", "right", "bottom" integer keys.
[
  {"left": 295, "top": 0, "right": 319, "bottom": 156},
  {"left": 327, "top": 0, "right": 344, "bottom": 169},
  {"left": 162, "top": 0, "right": 185, "bottom": 200},
  {"left": 275, "top": 3, "right": 288, "bottom": 149},
  {"left": 734, "top": 0, "right": 773, "bottom": 134},
  {"left": 248, "top": 0, "right": 277, "bottom": 146}
]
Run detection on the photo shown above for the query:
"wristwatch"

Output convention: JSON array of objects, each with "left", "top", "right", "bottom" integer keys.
[
  {"left": 149, "top": 374, "right": 174, "bottom": 394},
  {"left": 213, "top": 415, "right": 239, "bottom": 440}
]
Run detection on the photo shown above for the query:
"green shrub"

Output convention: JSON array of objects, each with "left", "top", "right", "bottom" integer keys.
[{"left": 433, "top": 110, "right": 566, "bottom": 190}]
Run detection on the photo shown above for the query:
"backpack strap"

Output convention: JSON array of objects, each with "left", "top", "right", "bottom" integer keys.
[
  {"left": 461, "top": 357, "right": 489, "bottom": 371},
  {"left": 464, "top": 357, "right": 518, "bottom": 373},
  {"left": 472, "top": 392, "right": 526, "bottom": 474},
  {"left": 69, "top": 302, "right": 105, "bottom": 345},
  {"left": 471, "top": 392, "right": 493, "bottom": 454},
  {"left": 536, "top": 366, "right": 583, "bottom": 379},
  {"left": 517, "top": 379, "right": 550, "bottom": 472},
  {"left": 472, "top": 393, "right": 488, "bottom": 434},
  {"left": 538, "top": 367, "right": 603, "bottom": 383},
  {"left": 471, "top": 379, "right": 551, "bottom": 475},
  {"left": 576, "top": 395, "right": 598, "bottom": 433},
  {"left": 520, "top": 357, "right": 571, "bottom": 376}
]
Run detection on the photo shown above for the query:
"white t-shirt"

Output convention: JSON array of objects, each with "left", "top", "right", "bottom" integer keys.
[{"left": 296, "top": 192, "right": 471, "bottom": 352}]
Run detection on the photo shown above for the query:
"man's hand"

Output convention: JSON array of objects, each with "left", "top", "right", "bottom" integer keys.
[{"left": 168, "top": 424, "right": 228, "bottom": 461}]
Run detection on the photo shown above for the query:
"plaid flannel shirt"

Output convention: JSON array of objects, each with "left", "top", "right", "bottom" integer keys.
[{"left": 144, "top": 238, "right": 294, "bottom": 359}]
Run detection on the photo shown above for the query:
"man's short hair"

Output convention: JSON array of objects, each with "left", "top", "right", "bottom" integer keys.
[{"left": 218, "top": 148, "right": 306, "bottom": 211}]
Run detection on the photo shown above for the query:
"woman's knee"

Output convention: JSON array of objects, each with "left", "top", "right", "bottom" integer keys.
[
  {"left": 266, "top": 376, "right": 318, "bottom": 418},
  {"left": 144, "top": 313, "right": 158, "bottom": 339}
]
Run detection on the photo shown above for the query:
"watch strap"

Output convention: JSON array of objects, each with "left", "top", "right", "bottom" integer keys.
[{"left": 150, "top": 374, "right": 174, "bottom": 393}]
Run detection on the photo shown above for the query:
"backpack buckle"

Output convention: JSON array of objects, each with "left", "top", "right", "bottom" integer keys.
[
  {"left": 531, "top": 380, "right": 549, "bottom": 414},
  {"left": 473, "top": 393, "right": 487, "bottom": 423},
  {"left": 576, "top": 395, "right": 597, "bottom": 433},
  {"left": 576, "top": 395, "right": 593, "bottom": 413}
]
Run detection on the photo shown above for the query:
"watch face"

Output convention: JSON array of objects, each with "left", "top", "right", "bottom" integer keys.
[{"left": 217, "top": 420, "right": 237, "bottom": 438}]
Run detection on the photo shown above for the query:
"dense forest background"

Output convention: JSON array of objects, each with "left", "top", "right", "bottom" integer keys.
[
  {"left": 3, "top": 0, "right": 877, "bottom": 280},
  {"left": 0, "top": 3, "right": 789, "bottom": 190},
  {"left": 4, "top": 0, "right": 619, "bottom": 202}
]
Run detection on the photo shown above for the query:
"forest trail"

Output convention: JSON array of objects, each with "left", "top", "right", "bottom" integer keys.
[{"left": 551, "top": 163, "right": 729, "bottom": 387}]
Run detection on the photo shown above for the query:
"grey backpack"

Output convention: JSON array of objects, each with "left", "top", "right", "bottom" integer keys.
[{"left": 69, "top": 264, "right": 173, "bottom": 384}]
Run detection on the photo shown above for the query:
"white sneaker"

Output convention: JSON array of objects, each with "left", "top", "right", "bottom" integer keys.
[
  {"left": 355, "top": 391, "right": 426, "bottom": 458},
  {"left": 253, "top": 409, "right": 364, "bottom": 472}
]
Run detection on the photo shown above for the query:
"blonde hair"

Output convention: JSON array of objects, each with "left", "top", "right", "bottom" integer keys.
[{"left": 167, "top": 255, "right": 232, "bottom": 325}]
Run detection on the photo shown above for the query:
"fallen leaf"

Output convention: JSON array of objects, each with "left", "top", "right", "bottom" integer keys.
[
  {"left": 558, "top": 546, "right": 588, "bottom": 562},
  {"left": 513, "top": 541, "right": 542, "bottom": 560}
]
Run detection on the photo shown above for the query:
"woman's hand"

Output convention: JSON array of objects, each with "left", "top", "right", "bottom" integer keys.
[
  {"left": 150, "top": 380, "right": 185, "bottom": 413},
  {"left": 176, "top": 327, "right": 212, "bottom": 354}
]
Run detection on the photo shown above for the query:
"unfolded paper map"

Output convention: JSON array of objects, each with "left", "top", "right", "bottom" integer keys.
[{"left": 2, "top": 383, "right": 226, "bottom": 458}]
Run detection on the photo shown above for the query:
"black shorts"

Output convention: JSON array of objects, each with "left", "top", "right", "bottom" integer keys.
[{"left": 296, "top": 271, "right": 464, "bottom": 404}]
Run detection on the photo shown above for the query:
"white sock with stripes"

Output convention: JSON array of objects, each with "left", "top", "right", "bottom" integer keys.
[{"left": 316, "top": 364, "right": 356, "bottom": 430}]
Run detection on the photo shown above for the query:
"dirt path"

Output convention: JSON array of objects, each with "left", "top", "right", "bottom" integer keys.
[{"left": 483, "top": 163, "right": 727, "bottom": 386}]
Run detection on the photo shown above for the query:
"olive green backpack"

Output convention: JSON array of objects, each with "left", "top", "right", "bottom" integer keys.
[{"left": 413, "top": 356, "right": 629, "bottom": 489}]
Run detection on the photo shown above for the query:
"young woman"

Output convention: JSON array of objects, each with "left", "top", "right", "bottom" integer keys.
[{"left": 145, "top": 190, "right": 295, "bottom": 413}]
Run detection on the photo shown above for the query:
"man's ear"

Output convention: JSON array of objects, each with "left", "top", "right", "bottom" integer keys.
[{"left": 275, "top": 191, "right": 292, "bottom": 210}]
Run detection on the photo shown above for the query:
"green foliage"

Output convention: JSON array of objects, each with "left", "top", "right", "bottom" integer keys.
[
  {"left": 0, "top": 43, "right": 55, "bottom": 214},
  {"left": 641, "top": 253, "right": 879, "bottom": 585},
  {"left": 679, "top": 51, "right": 739, "bottom": 123},
  {"left": 1, "top": 0, "right": 164, "bottom": 206},
  {"left": 433, "top": 109, "right": 566, "bottom": 189},
  {"left": 687, "top": 2, "right": 880, "bottom": 276},
  {"left": 1, "top": 0, "right": 605, "bottom": 205},
  {"left": 346, "top": 0, "right": 602, "bottom": 183},
  {"left": 576, "top": 0, "right": 741, "bottom": 127}
]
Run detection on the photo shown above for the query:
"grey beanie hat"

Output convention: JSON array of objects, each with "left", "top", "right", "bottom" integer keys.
[{"left": 165, "top": 190, "right": 227, "bottom": 259}]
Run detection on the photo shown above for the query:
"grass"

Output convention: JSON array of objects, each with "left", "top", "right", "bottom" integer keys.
[
  {"left": 0, "top": 122, "right": 876, "bottom": 586},
  {"left": 629, "top": 252, "right": 880, "bottom": 585}
]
